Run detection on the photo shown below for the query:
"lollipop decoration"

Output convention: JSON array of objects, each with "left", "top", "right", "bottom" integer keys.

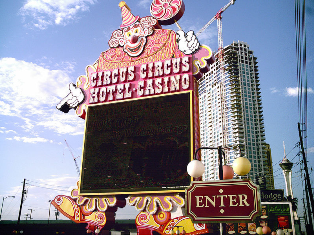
[{"left": 150, "top": 0, "right": 185, "bottom": 26}]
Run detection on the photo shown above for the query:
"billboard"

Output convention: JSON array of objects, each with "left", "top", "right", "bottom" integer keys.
[{"left": 79, "top": 91, "right": 194, "bottom": 195}]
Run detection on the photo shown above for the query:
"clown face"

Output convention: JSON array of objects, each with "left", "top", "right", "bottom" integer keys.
[
  {"left": 108, "top": 16, "right": 158, "bottom": 56},
  {"left": 122, "top": 23, "right": 147, "bottom": 57}
]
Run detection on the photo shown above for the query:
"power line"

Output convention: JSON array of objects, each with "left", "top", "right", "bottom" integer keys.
[
  {"left": 1, "top": 185, "right": 22, "bottom": 217},
  {"left": 25, "top": 183, "right": 70, "bottom": 193},
  {"left": 272, "top": 142, "right": 300, "bottom": 167},
  {"left": 26, "top": 179, "right": 72, "bottom": 190}
]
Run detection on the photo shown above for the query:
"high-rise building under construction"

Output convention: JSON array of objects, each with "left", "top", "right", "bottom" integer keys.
[{"left": 198, "top": 41, "right": 274, "bottom": 189}]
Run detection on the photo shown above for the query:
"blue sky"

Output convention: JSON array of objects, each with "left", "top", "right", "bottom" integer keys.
[{"left": 0, "top": 0, "right": 313, "bottom": 222}]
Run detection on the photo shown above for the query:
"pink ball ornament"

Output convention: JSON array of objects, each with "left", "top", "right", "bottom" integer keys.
[
  {"left": 223, "top": 165, "right": 234, "bottom": 179},
  {"left": 262, "top": 226, "right": 271, "bottom": 234},
  {"left": 271, "top": 232, "right": 276, "bottom": 235}
]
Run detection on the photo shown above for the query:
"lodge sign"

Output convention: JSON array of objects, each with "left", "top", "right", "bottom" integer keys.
[
  {"left": 261, "top": 189, "right": 284, "bottom": 202},
  {"left": 185, "top": 179, "right": 261, "bottom": 223}
]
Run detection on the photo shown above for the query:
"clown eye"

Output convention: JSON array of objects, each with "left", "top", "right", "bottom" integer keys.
[
  {"left": 134, "top": 29, "right": 139, "bottom": 34},
  {"left": 126, "top": 32, "right": 131, "bottom": 37}
]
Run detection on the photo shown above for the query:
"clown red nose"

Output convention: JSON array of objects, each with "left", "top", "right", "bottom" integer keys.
[{"left": 130, "top": 35, "right": 138, "bottom": 44}]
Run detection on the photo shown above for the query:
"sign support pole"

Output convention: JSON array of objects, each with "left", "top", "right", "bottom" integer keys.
[{"left": 195, "top": 146, "right": 226, "bottom": 235}]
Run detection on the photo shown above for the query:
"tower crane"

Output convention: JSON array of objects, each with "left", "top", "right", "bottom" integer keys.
[
  {"left": 65, "top": 139, "right": 80, "bottom": 176},
  {"left": 196, "top": 0, "right": 235, "bottom": 75},
  {"left": 197, "top": 0, "right": 235, "bottom": 58},
  {"left": 197, "top": 0, "right": 236, "bottom": 161}
]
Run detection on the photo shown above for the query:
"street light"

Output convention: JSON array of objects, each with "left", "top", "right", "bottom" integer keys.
[
  {"left": 0, "top": 196, "right": 15, "bottom": 221},
  {"left": 191, "top": 146, "right": 225, "bottom": 180},
  {"left": 189, "top": 146, "right": 250, "bottom": 180}
]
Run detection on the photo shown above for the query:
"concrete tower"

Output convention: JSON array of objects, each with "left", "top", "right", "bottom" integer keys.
[
  {"left": 279, "top": 142, "right": 294, "bottom": 198},
  {"left": 279, "top": 158, "right": 293, "bottom": 198}
]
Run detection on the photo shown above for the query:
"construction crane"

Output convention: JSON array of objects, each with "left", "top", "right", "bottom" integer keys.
[
  {"left": 196, "top": 0, "right": 235, "bottom": 49},
  {"left": 65, "top": 139, "right": 80, "bottom": 176},
  {"left": 197, "top": 1, "right": 236, "bottom": 160},
  {"left": 196, "top": 0, "right": 235, "bottom": 75}
]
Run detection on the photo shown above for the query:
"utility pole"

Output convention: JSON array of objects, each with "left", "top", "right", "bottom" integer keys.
[
  {"left": 17, "top": 179, "right": 26, "bottom": 225},
  {"left": 298, "top": 123, "right": 314, "bottom": 233},
  {"left": 55, "top": 208, "right": 60, "bottom": 220},
  {"left": 48, "top": 200, "right": 52, "bottom": 224}
]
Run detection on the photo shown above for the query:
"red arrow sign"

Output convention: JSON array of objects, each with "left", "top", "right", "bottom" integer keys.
[{"left": 185, "top": 179, "right": 261, "bottom": 223}]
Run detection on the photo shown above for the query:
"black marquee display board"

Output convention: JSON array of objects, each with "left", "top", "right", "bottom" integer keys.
[{"left": 79, "top": 91, "right": 194, "bottom": 195}]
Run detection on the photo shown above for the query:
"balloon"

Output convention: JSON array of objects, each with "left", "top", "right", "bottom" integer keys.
[
  {"left": 256, "top": 227, "right": 263, "bottom": 235},
  {"left": 187, "top": 160, "right": 205, "bottom": 178},
  {"left": 262, "top": 226, "right": 271, "bottom": 234},
  {"left": 233, "top": 157, "right": 251, "bottom": 175},
  {"left": 223, "top": 165, "right": 234, "bottom": 179}
]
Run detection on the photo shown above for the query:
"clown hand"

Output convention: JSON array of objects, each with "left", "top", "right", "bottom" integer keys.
[
  {"left": 176, "top": 30, "right": 200, "bottom": 55},
  {"left": 56, "top": 83, "right": 85, "bottom": 113}
]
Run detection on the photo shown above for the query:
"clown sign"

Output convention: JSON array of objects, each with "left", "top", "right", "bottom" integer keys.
[
  {"left": 53, "top": 0, "right": 216, "bottom": 233},
  {"left": 56, "top": 0, "right": 215, "bottom": 194}
]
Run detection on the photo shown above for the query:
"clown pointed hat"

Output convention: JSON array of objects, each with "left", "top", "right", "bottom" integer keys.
[{"left": 119, "top": 1, "right": 140, "bottom": 28}]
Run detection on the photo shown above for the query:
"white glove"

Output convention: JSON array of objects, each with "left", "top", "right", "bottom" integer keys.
[
  {"left": 176, "top": 30, "right": 200, "bottom": 55},
  {"left": 56, "top": 83, "right": 85, "bottom": 113}
]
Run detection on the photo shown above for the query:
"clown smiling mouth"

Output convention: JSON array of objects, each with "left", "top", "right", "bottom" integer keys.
[{"left": 128, "top": 43, "right": 143, "bottom": 53}]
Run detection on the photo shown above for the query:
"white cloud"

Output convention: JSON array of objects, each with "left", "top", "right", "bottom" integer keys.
[
  {"left": 37, "top": 112, "right": 85, "bottom": 135},
  {"left": 0, "top": 57, "right": 70, "bottom": 116},
  {"left": 286, "top": 87, "right": 298, "bottom": 97},
  {"left": 137, "top": 0, "right": 151, "bottom": 8},
  {"left": 196, "top": 26, "right": 217, "bottom": 47},
  {"left": 0, "top": 128, "right": 18, "bottom": 134},
  {"left": 270, "top": 87, "right": 279, "bottom": 93},
  {"left": 0, "top": 58, "right": 71, "bottom": 107},
  {"left": 7, "top": 136, "right": 50, "bottom": 143},
  {"left": 308, "top": 147, "right": 314, "bottom": 153},
  {"left": 0, "top": 57, "right": 85, "bottom": 141},
  {"left": 286, "top": 87, "right": 314, "bottom": 97},
  {"left": 19, "top": 0, "right": 97, "bottom": 29},
  {"left": 308, "top": 87, "right": 314, "bottom": 94}
]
